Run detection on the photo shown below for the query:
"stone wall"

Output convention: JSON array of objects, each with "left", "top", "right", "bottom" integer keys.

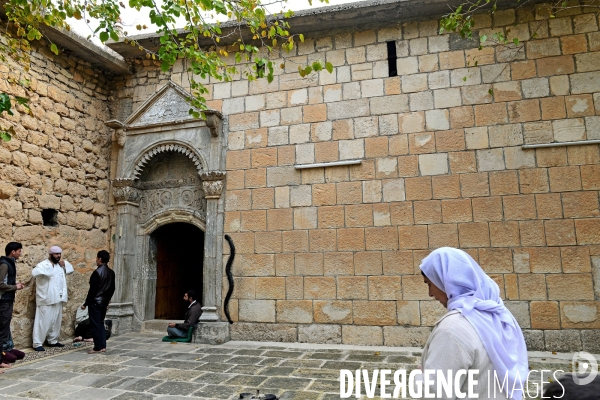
[
  {"left": 114, "top": 2, "right": 600, "bottom": 352},
  {"left": 0, "top": 37, "right": 113, "bottom": 348}
]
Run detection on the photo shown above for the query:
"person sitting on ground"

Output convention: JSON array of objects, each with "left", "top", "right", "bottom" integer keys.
[
  {"left": 419, "top": 247, "right": 528, "bottom": 400},
  {"left": 166, "top": 290, "right": 202, "bottom": 338},
  {"left": 73, "top": 307, "right": 112, "bottom": 343},
  {"left": 543, "top": 374, "right": 600, "bottom": 399}
]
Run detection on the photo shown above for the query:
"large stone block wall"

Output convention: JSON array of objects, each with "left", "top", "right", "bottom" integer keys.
[
  {"left": 115, "top": 3, "right": 600, "bottom": 351},
  {"left": 0, "top": 39, "right": 113, "bottom": 348}
]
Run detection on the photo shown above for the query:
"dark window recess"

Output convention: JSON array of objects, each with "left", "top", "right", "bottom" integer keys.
[
  {"left": 42, "top": 209, "right": 58, "bottom": 227},
  {"left": 387, "top": 41, "right": 398, "bottom": 77}
]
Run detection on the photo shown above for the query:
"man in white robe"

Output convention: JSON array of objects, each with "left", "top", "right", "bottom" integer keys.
[{"left": 32, "top": 246, "right": 74, "bottom": 351}]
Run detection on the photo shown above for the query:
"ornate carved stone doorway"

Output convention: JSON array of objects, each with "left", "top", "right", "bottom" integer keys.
[{"left": 106, "top": 82, "right": 229, "bottom": 343}]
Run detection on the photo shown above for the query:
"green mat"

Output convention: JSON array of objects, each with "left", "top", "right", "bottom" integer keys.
[{"left": 162, "top": 326, "right": 194, "bottom": 343}]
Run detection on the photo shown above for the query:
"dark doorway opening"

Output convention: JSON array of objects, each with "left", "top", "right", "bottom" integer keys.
[{"left": 152, "top": 222, "right": 204, "bottom": 320}]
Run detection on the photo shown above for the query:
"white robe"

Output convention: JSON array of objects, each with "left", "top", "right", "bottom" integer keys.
[
  {"left": 420, "top": 311, "right": 510, "bottom": 400},
  {"left": 32, "top": 259, "right": 74, "bottom": 306},
  {"left": 31, "top": 259, "right": 74, "bottom": 347}
]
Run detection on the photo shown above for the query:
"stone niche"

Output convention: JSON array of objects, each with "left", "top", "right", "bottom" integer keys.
[{"left": 106, "top": 81, "right": 230, "bottom": 343}]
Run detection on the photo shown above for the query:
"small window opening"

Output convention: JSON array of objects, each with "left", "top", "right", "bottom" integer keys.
[
  {"left": 42, "top": 209, "right": 58, "bottom": 227},
  {"left": 387, "top": 41, "right": 398, "bottom": 77}
]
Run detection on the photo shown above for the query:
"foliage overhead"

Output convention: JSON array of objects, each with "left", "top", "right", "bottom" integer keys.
[
  {"left": 439, "top": 0, "right": 596, "bottom": 47},
  {"left": 0, "top": 0, "right": 332, "bottom": 123}
]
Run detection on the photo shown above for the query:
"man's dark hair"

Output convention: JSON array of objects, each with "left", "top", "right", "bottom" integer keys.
[
  {"left": 186, "top": 290, "right": 197, "bottom": 301},
  {"left": 5, "top": 242, "right": 22, "bottom": 256},
  {"left": 97, "top": 250, "right": 110, "bottom": 264},
  {"left": 544, "top": 374, "right": 600, "bottom": 399}
]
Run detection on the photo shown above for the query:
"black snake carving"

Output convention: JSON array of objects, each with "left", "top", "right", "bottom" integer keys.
[{"left": 223, "top": 234, "right": 235, "bottom": 324}]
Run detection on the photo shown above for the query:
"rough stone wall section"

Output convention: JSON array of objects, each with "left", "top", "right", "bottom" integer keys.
[
  {"left": 0, "top": 38, "right": 113, "bottom": 348},
  {"left": 114, "top": 2, "right": 600, "bottom": 352}
]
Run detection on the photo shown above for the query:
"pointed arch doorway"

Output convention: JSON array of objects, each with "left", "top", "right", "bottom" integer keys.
[{"left": 152, "top": 222, "right": 204, "bottom": 320}]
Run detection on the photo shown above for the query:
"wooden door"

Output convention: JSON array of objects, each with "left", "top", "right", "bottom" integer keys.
[{"left": 154, "top": 223, "right": 204, "bottom": 319}]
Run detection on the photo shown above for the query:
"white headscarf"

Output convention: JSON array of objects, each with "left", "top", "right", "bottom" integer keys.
[{"left": 420, "top": 247, "right": 528, "bottom": 400}]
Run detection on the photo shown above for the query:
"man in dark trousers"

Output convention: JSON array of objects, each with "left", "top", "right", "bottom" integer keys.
[
  {"left": 166, "top": 290, "right": 202, "bottom": 338},
  {"left": 81, "top": 250, "right": 115, "bottom": 354},
  {"left": 0, "top": 242, "right": 25, "bottom": 365}
]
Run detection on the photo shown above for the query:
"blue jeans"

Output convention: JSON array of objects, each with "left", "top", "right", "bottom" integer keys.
[{"left": 167, "top": 326, "right": 187, "bottom": 338}]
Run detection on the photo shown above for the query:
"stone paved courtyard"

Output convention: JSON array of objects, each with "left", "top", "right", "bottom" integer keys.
[{"left": 0, "top": 332, "right": 584, "bottom": 399}]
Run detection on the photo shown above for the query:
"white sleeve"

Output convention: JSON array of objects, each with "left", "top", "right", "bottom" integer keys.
[
  {"left": 31, "top": 262, "right": 53, "bottom": 277},
  {"left": 64, "top": 260, "right": 74, "bottom": 275}
]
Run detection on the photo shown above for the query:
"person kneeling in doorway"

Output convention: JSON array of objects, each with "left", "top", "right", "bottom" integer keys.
[{"left": 166, "top": 290, "right": 202, "bottom": 338}]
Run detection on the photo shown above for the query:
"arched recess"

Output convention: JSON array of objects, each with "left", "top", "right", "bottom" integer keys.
[
  {"left": 139, "top": 209, "right": 206, "bottom": 236},
  {"left": 130, "top": 141, "right": 207, "bottom": 180}
]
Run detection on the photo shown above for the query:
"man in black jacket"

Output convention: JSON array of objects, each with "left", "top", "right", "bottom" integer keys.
[
  {"left": 0, "top": 242, "right": 25, "bottom": 365},
  {"left": 81, "top": 250, "right": 115, "bottom": 354},
  {"left": 167, "top": 290, "right": 202, "bottom": 338}
]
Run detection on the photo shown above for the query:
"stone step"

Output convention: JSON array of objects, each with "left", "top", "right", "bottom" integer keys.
[{"left": 141, "top": 319, "right": 181, "bottom": 333}]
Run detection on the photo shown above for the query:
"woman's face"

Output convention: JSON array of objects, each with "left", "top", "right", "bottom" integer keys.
[{"left": 423, "top": 275, "right": 449, "bottom": 308}]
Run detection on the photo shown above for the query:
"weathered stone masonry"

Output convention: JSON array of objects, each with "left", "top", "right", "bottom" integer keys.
[
  {"left": 2, "top": 0, "right": 600, "bottom": 352},
  {"left": 0, "top": 40, "right": 114, "bottom": 348}
]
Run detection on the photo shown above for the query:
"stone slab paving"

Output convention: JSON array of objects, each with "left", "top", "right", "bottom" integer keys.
[{"left": 0, "top": 332, "right": 589, "bottom": 399}]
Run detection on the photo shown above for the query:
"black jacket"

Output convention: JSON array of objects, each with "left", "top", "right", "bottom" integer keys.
[
  {"left": 175, "top": 301, "right": 203, "bottom": 331},
  {"left": 0, "top": 256, "right": 17, "bottom": 302},
  {"left": 84, "top": 264, "right": 115, "bottom": 307}
]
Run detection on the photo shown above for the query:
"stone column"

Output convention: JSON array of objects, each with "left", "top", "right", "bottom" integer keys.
[
  {"left": 199, "top": 171, "right": 225, "bottom": 322},
  {"left": 108, "top": 180, "right": 141, "bottom": 334}
]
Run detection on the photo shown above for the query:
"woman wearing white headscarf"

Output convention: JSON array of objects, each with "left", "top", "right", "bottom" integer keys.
[{"left": 419, "top": 247, "right": 528, "bottom": 400}]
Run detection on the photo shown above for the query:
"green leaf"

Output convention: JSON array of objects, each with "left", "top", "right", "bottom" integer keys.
[
  {"left": 299, "top": 34, "right": 304, "bottom": 43},
  {"left": 513, "top": 38, "right": 519, "bottom": 46},
  {"left": 110, "top": 31, "right": 119, "bottom": 42},
  {"left": 462, "top": 76, "right": 467, "bottom": 81},
  {"left": 50, "top": 43, "right": 59, "bottom": 55},
  {"left": 99, "top": 31, "right": 109, "bottom": 42},
  {"left": 0, "top": 93, "right": 13, "bottom": 115},
  {"left": 15, "top": 96, "right": 29, "bottom": 108},
  {"left": 325, "top": 62, "right": 333, "bottom": 74},
  {"left": 0, "top": 131, "right": 11, "bottom": 142},
  {"left": 488, "top": 88, "right": 493, "bottom": 95},
  {"left": 480, "top": 34, "right": 487, "bottom": 43}
]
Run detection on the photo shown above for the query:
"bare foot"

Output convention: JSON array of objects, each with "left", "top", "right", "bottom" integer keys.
[
  {"left": 87, "top": 349, "right": 103, "bottom": 354},
  {"left": 83, "top": 338, "right": 93, "bottom": 342},
  {"left": 73, "top": 336, "right": 83, "bottom": 342},
  {"left": 0, "top": 363, "right": 12, "bottom": 368}
]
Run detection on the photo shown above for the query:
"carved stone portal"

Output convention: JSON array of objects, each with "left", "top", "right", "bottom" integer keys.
[{"left": 107, "top": 81, "right": 228, "bottom": 343}]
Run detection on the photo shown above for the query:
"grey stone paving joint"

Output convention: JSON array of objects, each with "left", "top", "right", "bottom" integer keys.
[{"left": 0, "top": 332, "right": 578, "bottom": 399}]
